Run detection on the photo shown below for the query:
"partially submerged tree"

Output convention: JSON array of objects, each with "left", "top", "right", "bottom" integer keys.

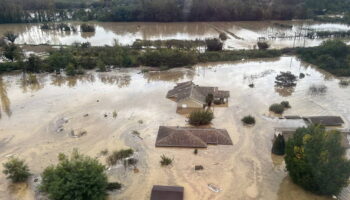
[
  {"left": 241, "top": 115, "right": 256, "bottom": 125},
  {"left": 269, "top": 103, "right": 285, "bottom": 114},
  {"left": 205, "top": 93, "right": 214, "bottom": 107},
  {"left": 205, "top": 38, "right": 223, "bottom": 51},
  {"left": 2, "top": 157, "right": 31, "bottom": 183},
  {"left": 3, "top": 43, "right": 22, "bottom": 62},
  {"left": 188, "top": 110, "right": 214, "bottom": 126},
  {"left": 275, "top": 71, "right": 297, "bottom": 87},
  {"left": 4, "top": 31, "right": 18, "bottom": 43},
  {"left": 257, "top": 41, "right": 270, "bottom": 50},
  {"left": 219, "top": 32, "right": 228, "bottom": 41},
  {"left": 272, "top": 134, "right": 285, "bottom": 155},
  {"left": 285, "top": 125, "right": 350, "bottom": 196},
  {"left": 40, "top": 150, "right": 108, "bottom": 200}
]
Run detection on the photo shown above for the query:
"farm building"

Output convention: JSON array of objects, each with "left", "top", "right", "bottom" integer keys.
[
  {"left": 155, "top": 126, "right": 233, "bottom": 148},
  {"left": 166, "top": 81, "right": 230, "bottom": 109}
]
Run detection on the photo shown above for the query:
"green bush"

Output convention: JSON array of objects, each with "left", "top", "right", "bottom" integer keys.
[
  {"left": 2, "top": 158, "right": 31, "bottom": 183},
  {"left": 188, "top": 110, "right": 214, "bottom": 126},
  {"left": 40, "top": 150, "right": 108, "bottom": 200},
  {"left": 257, "top": 41, "right": 270, "bottom": 50},
  {"left": 285, "top": 125, "right": 350, "bottom": 195},
  {"left": 241, "top": 115, "right": 256, "bottom": 125},
  {"left": 106, "top": 149, "right": 134, "bottom": 166},
  {"left": 65, "top": 64, "right": 76, "bottom": 76},
  {"left": 160, "top": 155, "right": 172, "bottom": 166},
  {"left": 219, "top": 33, "right": 228, "bottom": 41},
  {"left": 205, "top": 38, "right": 223, "bottom": 51},
  {"left": 269, "top": 103, "right": 285, "bottom": 114},
  {"left": 0, "top": 62, "right": 21, "bottom": 73},
  {"left": 80, "top": 24, "right": 95, "bottom": 32},
  {"left": 139, "top": 49, "right": 197, "bottom": 68},
  {"left": 272, "top": 134, "right": 285, "bottom": 155},
  {"left": 280, "top": 101, "right": 291, "bottom": 108}
]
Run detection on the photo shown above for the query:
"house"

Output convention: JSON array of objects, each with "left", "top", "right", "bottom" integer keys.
[
  {"left": 151, "top": 185, "right": 184, "bottom": 200},
  {"left": 274, "top": 127, "right": 350, "bottom": 148},
  {"left": 166, "top": 81, "right": 230, "bottom": 109},
  {"left": 155, "top": 126, "right": 233, "bottom": 148}
]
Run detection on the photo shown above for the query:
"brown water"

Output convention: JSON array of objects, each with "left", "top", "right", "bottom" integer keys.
[
  {"left": 0, "top": 57, "right": 350, "bottom": 200},
  {"left": 1, "top": 21, "right": 350, "bottom": 49}
]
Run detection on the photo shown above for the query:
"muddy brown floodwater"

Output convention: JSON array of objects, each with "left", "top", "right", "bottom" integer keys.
[
  {"left": 0, "top": 21, "right": 350, "bottom": 49},
  {"left": 0, "top": 56, "right": 350, "bottom": 200}
]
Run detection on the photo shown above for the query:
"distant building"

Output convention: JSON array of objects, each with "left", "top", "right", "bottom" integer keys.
[
  {"left": 166, "top": 81, "right": 230, "bottom": 109},
  {"left": 155, "top": 126, "right": 233, "bottom": 148},
  {"left": 151, "top": 185, "right": 184, "bottom": 200}
]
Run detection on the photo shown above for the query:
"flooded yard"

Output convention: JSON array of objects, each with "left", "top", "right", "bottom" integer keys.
[
  {"left": 0, "top": 56, "right": 349, "bottom": 200},
  {"left": 1, "top": 21, "right": 350, "bottom": 49}
]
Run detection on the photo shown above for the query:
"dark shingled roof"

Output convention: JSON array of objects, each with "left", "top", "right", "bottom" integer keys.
[
  {"left": 166, "top": 81, "right": 230, "bottom": 104},
  {"left": 305, "top": 116, "right": 345, "bottom": 126},
  {"left": 156, "top": 126, "right": 233, "bottom": 148},
  {"left": 275, "top": 128, "right": 350, "bottom": 148},
  {"left": 151, "top": 185, "right": 184, "bottom": 200}
]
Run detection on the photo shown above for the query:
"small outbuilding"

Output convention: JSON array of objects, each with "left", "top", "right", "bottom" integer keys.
[
  {"left": 151, "top": 185, "right": 184, "bottom": 200},
  {"left": 304, "top": 116, "right": 345, "bottom": 127},
  {"left": 155, "top": 126, "right": 233, "bottom": 148}
]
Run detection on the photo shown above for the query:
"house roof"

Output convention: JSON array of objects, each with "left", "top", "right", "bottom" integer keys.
[
  {"left": 166, "top": 81, "right": 230, "bottom": 104},
  {"left": 304, "top": 116, "right": 345, "bottom": 126},
  {"left": 151, "top": 185, "right": 184, "bottom": 200},
  {"left": 275, "top": 128, "right": 350, "bottom": 148},
  {"left": 155, "top": 126, "right": 233, "bottom": 148}
]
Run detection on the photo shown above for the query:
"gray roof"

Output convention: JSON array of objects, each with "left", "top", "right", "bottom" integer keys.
[
  {"left": 304, "top": 116, "right": 345, "bottom": 126},
  {"left": 156, "top": 126, "right": 233, "bottom": 148},
  {"left": 166, "top": 81, "right": 229, "bottom": 104},
  {"left": 151, "top": 185, "right": 184, "bottom": 200}
]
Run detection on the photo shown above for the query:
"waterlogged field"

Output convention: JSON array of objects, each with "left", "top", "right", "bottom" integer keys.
[
  {"left": 0, "top": 56, "right": 349, "bottom": 200},
  {"left": 0, "top": 21, "right": 350, "bottom": 49}
]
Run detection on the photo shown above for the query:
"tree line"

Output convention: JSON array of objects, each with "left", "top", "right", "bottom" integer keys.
[{"left": 1, "top": 0, "right": 350, "bottom": 23}]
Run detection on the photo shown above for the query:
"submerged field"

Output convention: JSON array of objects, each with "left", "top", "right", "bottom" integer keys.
[
  {"left": 0, "top": 56, "right": 349, "bottom": 200},
  {"left": 1, "top": 21, "right": 350, "bottom": 49}
]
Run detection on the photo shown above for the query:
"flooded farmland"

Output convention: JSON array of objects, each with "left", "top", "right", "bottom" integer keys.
[
  {"left": 0, "top": 21, "right": 350, "bottom": 49},
  {"left": 0, "top": 56, "right": 349, "bottom": 200}
]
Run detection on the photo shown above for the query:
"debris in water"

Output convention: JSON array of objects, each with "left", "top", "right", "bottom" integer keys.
[
  {"left": 195, "top": 165, "right": 204, "bottom": 170},
  {"left": 104, "top": 114, "right": 108, "bottom": 118},
  {"left": 113, "top": 110, "right": 117, "bottom": 118},
  {"left": 83, "top": 114, "right": 89, "bottom": 117},
  {"left": 208, "top": 184, "right": 221, "bottom": 193},
  {"left": 138, "top": 120, "right": 143, "bottom": 124},
  {"left": 71, "top": 129, "right": 87, "bottom": 138},
  {"left": 131, "top": 130, "right": 143, "bottom": 140}
]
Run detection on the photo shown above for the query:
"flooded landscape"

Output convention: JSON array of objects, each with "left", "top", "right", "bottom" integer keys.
[
  {"left": 1, "top": 21, "right": 350, "bottom": 49},
  {"left": 0, "top": 56, "right": 349, "bottom": 200}
]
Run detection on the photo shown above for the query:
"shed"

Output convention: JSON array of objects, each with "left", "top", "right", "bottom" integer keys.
[
  {"left": 151, "top": 185, "right": 184, "bottom": 200},
  {"left": 304, "top": 116, "right": 344, "bottom": 126}
]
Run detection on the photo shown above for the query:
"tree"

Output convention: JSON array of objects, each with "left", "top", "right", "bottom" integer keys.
[
  {"left": 257, "top": 41, "right": 270, "bottom": 50},
  {"left": 4, "top": 31, "right": 18, "bottom": 43},
  {"left": 272, "top": 134, "right": 285, "bottom": 155},
  {"left": 3, "top": 43, "right": 22, "bottom": 62},
  {"left": 205, "top": 38, "right": 223, "bottom": 51},
  {"left": 26, "top": 54, "right": 42, "bottom": 72},
  {"left": 65, "top": 64, "right": 76, "bottom": 76},
  {"left": 285, "top": 125, "right": 350, "bottom": 195},
  {"left": 275, "top": 71, "right": 297, "bottom": 87},
  {"left": 3, "top": 157, "right": 31, "bottom": 183},
  {"left": 40, "top": 150, "right": 108, "bottom": 200},
  {"left": 188, "top": 110, "right": 214, "bottom": 126},
  {"left": 205, "top": 93, "right": 214, "bottom": 107}
]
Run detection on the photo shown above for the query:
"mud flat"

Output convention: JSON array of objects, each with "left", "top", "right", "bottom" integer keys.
[{"left": 0, "top": 57, "right": 349, "bottom": 199}]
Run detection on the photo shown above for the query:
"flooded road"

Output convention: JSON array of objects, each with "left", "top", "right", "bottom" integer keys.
[
  {"left": 0, "top": 21, "right": 350, "bottom": 49},
  {"left": 0, "top": 57, "right": 350, "bottom": 200}
]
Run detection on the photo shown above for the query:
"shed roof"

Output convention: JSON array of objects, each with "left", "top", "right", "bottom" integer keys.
[
  {"left": 305, "top": 116, "right": 345, "bottom": 126},
  {"left": 156, "top": 126, "right": 233, "bottom": 148},
  {"left": 151, "top": 185, "right": 184, "bottom": 200}
]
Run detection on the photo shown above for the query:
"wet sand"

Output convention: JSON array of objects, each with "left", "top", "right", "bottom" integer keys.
[
  {"left": 0, "top": 57, "right": 349, "bottom": 200},
  {"left": 0, "top": 21, "right": 350, "bottom": 49}
]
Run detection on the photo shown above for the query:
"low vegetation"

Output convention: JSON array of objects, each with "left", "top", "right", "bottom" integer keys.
[
  {"left": 308, "top": 84, "right": 327, "bottom": 95},
  {"left": 257, "top": 41, "right": 270, "bottom": 50},
  {"left": 80, "top": 24, "right": 95, "bottom": 32},
  {"left": 40, "top": 150, "right": 109, "bottom": 200},
  {"left": 269, "top": 103, "right": 285, "bottom": 115},
  {"left": 160, "top": 155, "right": 173, "bottom": 166},
  {"left": 106, "top": 149, "right": 134, "bottom": 166},
  {"left": 188, "top": 110, "right": 214, "bottom": 126},
  {"left": 241, "top": 115, "right": 256, "bottom": 125},
  {"left": 2, "top": 158, "right": 31, "bottom": 183},
  {"left": 280, "top": 101, "right": 291, "bottom": 109},
  {"left": 205, "top": 38, "right": 223, "bottom": 51},
  {"left": 285, "top": 125, "right": 350, "bottom": 196},
  {"left": 297, "top": 40, "right": 350, "bottom": 76}
]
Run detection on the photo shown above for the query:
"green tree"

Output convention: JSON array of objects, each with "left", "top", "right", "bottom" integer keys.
[
  {"left": 26, "top": 54, "right": 42, "bottom": 72},
  {"left": 65, "top": 64, "right": 76, "bottom": 76},
  {"left": 272, "top": 134, "right": 285, "bottom": 155},
  {"left": 3, "top": 157, "right": 31, "bottom": 183},
  {"left": 3, "top": 43, "right": 22, "bottom": 62},
  {"left": 40, "top": 150, "right": 108, "bottom": 200},
  {"left": 188, "top": 110, "right": 214, "bottom": 126},
  {"left": 285, "top": 125, "right": 350, "bottom": 195},
  {"left": 4, "top": 31, "right": 18, "bottom": 43}
]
